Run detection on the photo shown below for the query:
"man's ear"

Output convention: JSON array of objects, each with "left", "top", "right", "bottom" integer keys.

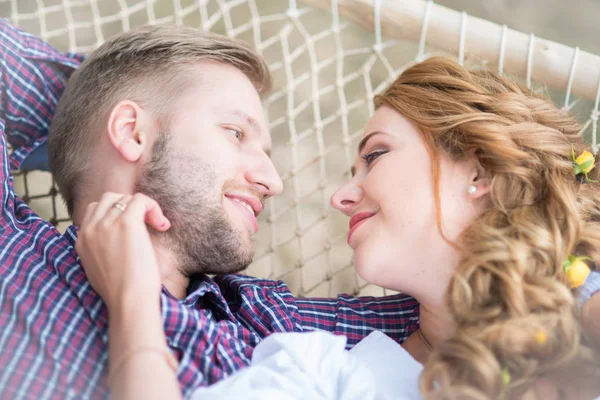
[
  {"left": 106, "top": 100, "right": 148, "bottom": 163},
  {"left": 468, "top": 156, "right": 491, "bottom": 201}
]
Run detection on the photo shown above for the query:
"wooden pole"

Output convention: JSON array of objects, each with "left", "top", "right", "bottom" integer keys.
[{"left": 299, "top": 0, "right": 600, "bottom": 102}]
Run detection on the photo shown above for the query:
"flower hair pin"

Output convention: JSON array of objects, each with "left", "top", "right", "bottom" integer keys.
[
  {"left": 498, "top": 367, "right": 511, "bottom": 400},
  {"left": 572, "top": 145, "right": 597, "bottom": 183},
  {"left": 563, "top": 254, "right": 591, "bottom": 288}
]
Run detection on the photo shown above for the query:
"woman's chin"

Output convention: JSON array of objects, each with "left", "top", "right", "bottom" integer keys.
[{"left": 354, "top": 252, "right": 387, "bottom": 287}]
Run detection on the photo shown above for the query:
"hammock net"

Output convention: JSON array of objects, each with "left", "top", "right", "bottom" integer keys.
[{"left": 3, "top": 0, "right": 600, "bottom": 297}]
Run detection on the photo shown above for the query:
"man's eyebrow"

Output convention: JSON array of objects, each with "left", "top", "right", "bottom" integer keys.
[
  {"left": 351, "top": 131, "right": 389, "bottom": 177},
  {"left": 231, "top": 108, "right": 263, "bottom": 135}
]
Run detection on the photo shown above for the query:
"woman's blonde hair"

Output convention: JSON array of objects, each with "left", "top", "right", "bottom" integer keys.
[{"left": 375, "top": 57, "right": 600, "bottom": 399}]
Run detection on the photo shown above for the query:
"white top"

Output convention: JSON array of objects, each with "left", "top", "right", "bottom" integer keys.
[{"left": 191, "top": 330, "right": 423, "bottom": 400}]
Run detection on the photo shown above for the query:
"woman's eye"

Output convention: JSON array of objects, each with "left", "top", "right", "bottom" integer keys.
[{"left": 361, "top": 150, "right": 388, "bottom": 166}]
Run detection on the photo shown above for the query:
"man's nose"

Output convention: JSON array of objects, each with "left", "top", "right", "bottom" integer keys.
[{"left": 245, "top": 153, "right": 283, "bottom": 199}]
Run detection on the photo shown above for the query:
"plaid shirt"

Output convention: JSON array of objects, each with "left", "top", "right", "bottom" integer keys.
[{"left": 0, "top": 19, "right": 421, "bottom": 400}]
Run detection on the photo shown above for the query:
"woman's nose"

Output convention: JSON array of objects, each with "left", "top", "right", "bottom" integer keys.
[{"left": 330, "top": 183, "right": 363, "bottom": 216}]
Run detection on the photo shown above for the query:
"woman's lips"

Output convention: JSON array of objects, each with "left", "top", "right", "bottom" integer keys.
[{"left": 347, "top": 212, "right": 376, "bottom": 244}]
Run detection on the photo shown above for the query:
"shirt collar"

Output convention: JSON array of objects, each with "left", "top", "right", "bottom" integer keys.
[{"left": 64, "top": 225, "right": 235, "bottom": 320}]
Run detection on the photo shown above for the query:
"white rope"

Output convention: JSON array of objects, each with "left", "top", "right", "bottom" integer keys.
[
  {"left": 63, "top": 0, "right": 77, "bottom": 53},
  {"left": 416, "top": 0, "right": 433, "bottom": 62},
  {"left": 145, "top": 0, "right": 156, "bottom": 23},
  {"left": 36, "top": 0, "right": 47, "bottom": 43},
  {"left": 287, "top": 0, "right": 298, "bottom": 18},
  {"left": 594, "top": 76, "right": 600, "bottom": 115},
  {"left": 89, "top": 1, "right": 106, "bottom": 49},
  {"left": 564, "top": 46, "right": 579, "bottom": 109},
  {"left": 331, "top": 0, "right": 340, "bottom": 32},
  {"left": 6, "top": 0, "right": 597, "bottom": 299},
  {"left": 117, "top": 0, "right": 131, "bottom": 36},
  {"left": 592, "top": 75, "right": 600, "bottom": 153},
  {"left": 498, "top": 24, "right": 507, "bottom": 74},
  {"left": 526, "top": 33, "right": 535, "bottom": 88},
  {"left": 373, "top": 0, "right": 382, "bottom": 52},
  {"left": 458, "top": 11, "right": 467, "bottom": 65}
]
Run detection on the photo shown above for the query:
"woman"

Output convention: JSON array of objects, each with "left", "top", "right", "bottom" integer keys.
[{"left": 77, "top": 57, "right": 600, "bottom": 399}]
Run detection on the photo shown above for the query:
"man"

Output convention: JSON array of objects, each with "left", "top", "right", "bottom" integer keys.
[
  {"left": 0, "top": 20, "right": 419, "bottom": 399},
  {"left": 1, "top": 18, "right": 599, "bottom": 400}
]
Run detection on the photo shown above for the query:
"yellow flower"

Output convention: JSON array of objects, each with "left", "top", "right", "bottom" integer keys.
[
  {"left": 575, "top": 150, "right": 595, "bottom": 174},
  {"left": 499, "top": 367, "right": 511, "bottom": 400},
  {"left": 572, "top": 146, "right": 597, "bottom": 182},
  {"left": 563, "top": 255, "right": 591, "bottom": 288},
  {"left": 501, "top": 368, "right": 511, "bottom": 385},
  {"left": 535, "top": 330, "right": 547, "bottom": 345}
]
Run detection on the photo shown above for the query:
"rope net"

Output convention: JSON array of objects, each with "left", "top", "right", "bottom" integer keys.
[{"left": 3, "top": 0, "right": 600, "bottom": 298}]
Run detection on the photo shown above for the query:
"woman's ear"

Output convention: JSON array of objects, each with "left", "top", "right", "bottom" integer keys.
[
  {"left": 468, "top": 157, "right": 491, "bottom": 200},
  {"left": 106, "top": 100, "right": 147, "bottom": 163}
]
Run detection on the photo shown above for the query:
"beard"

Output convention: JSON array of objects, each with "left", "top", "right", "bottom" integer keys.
[{"left": 135, "top": 134, "right": 254, "bottom": 277}]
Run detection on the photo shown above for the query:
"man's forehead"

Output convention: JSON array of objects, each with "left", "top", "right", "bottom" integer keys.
[
  {"left": 177, "top": 63, "right": 272, "bottom": 148},
  {"left": 221, "top": 107, "right": 267, "bottom": 129},
  {"left": 186, "top": 60, "right": 257, "bottom": 92}
]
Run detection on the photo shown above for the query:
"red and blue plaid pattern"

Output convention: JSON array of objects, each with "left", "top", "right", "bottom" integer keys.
[{"left": 0, "top": 19, "right": 420, "bottom": 399}]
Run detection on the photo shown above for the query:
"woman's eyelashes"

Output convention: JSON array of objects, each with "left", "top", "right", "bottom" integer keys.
[{"left": 361, "top": 149, "right": 389, "bottom": 166}]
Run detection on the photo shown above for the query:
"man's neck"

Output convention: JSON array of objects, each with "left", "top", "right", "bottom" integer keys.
[{"left": 154, "top": 244, "right": 189, "bottom": 300}]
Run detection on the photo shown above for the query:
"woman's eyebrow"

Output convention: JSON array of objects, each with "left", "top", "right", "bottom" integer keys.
[{"left": 357, "top": 131, "right": 389, "bottom": 154}]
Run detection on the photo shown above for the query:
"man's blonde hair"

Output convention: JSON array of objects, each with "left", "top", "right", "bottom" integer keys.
[{"left": 48, "top": 24, "right": 271, "bottom": 216}]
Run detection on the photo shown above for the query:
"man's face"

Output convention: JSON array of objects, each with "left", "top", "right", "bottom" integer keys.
[{"left": 136, "top": 62, "right": 282, "bottom": 277}]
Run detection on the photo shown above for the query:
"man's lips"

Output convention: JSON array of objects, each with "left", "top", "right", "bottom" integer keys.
[
  {"left": 224, "top": 194, "right": 263, "bottom": 217},
  {"left": 347, "top": 212, "right": 376, "bottom": 243},
  {"left": 224, "top": 194, "right": 262, "bottom": 234}
]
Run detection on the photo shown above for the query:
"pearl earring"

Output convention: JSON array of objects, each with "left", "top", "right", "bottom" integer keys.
[{"left": 468, "top": 185, "right": 477, "bottom": 195}]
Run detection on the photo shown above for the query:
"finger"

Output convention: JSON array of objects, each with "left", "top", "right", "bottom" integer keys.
[
  {"left": 80, "top": 201, "right": 99, "bottom": 229},
  {"left": 88, "top": 192, "right": 129, "bottom": 225},
  {"left": 102, "top": 195, "right": 133, "bottom": 225},
  {"left": 122, "top": 193, "right": 170, "bottom": 231},
  {"left": 534, "top": 378, "right": 559, "bottom": 400},
  {"left": 581, "top": 292, "right": 600, "bottom": 347}
]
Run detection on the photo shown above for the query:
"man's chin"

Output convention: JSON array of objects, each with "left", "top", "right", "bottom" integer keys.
[
  {"left": 204, "top": 244, "right": 254, "bottom": 276},
  {"left": 222, "top": 262, "right": 251, "bottom": 275},
  {"left": 205, "top": 258, "right": 252, "bottom": 276},
  {"left": 236, "top": 227, "right": 257, "bottom": 259},
  {"left": 230, "top": 245, "right": 255, "bottom": 274},
  {"left": 235, "top": 222, "right": 258, "bottom": 243}
]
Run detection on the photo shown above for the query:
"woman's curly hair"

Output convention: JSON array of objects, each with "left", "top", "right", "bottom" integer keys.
[{"left": 375, "top": 57, "right": 600, "bottom": 399}]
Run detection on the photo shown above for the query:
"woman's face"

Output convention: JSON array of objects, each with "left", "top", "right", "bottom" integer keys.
[{"left": 331, "top": 106, "right": 488, "bottom": 299}]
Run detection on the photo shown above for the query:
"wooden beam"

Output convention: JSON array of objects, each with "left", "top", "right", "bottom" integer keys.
[{"left": 299, "top": 0, "right": 600, "bottom": 102}]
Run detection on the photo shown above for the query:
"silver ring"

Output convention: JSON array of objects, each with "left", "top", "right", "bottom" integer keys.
[{"left": 112, "top": 202, "right": 127, "bottom": 212}]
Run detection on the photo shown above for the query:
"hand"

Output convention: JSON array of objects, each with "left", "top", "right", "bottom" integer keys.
[
  {"left": 75, "top": 192, "right": 171, "bottom": 311},
  {"left": 581, "top": 292, "right": 600, "bottom": 348}
]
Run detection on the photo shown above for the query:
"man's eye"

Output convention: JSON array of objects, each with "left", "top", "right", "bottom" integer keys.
[
  {"left": 361, "top": 150, "right": 387, "bottom": 166},
  {"left": 227, "top": 128, "right": 243, "bottom": 140}
]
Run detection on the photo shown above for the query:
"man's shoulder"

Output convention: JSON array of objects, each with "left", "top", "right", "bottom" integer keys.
[
  {"left": 0, "top": 18, "right": 83, "bottom": 65},
  {"left": 0, "top": 18, "right": 84, "bottom": 171},
  {"left": 0, "top": 223, "right": 107, "bottom": 398},
  {"left": 0, "top": 221, "right": 83, "bottom": 300}
]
